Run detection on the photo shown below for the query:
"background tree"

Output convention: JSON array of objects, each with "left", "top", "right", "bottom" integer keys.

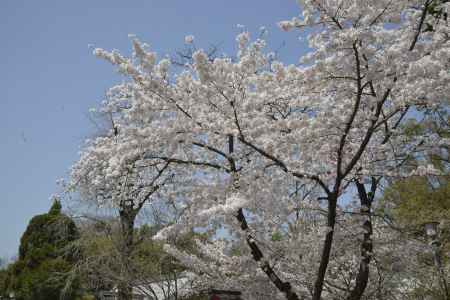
[
  {"left": 67, "top": 205, "right": 206, "bottom": 300},
  {"left": 0, "top": 266, "right": 9, "bottom": 299},
  {"left": 6, "top": 199, "right": 80, "bottom": 300}
]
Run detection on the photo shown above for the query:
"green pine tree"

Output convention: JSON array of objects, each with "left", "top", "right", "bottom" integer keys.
[{"left": 6, "top": 199, "right": 80, "bottom": 300}]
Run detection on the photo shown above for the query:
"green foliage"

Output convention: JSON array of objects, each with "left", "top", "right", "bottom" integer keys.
[
  {"left": 132, "top": 228, "right": 205, "bottom": 278},
  {"left": 384, "top": 177, "right": 450, "bottom": 227},
  {"left": 9, "top": 258, "right": 76, "bottom": 300},
  {"left": 74, "top": 221, "right": 206, "bottom": 297},
  {"left": 427, "top": 0, "right": 449, "bottom": 22},
  {"left": 0, "top": 269, "right": 9, "bottom": 298},
  {"left": 382, "top": 176, "right": 450, "bottom": 259},
  {"left": 75, "top": 296, "right": 95, "bottom": 300},
  {"left": 271, "top": 231, "right": 283, "bottom": 242},
  {"left": 19, "top": 200, "right": 78, "bottom": 262},
  {"left": 384, "top": 105, "right": 450, "bottom": 229},
  {"left": 423, "top": 0, "right": 449, "bottom": 34},
  {"left": 182, "top": 294, "right": 208, "bottom": 300},
  {"left": 5, "top": 201, "right": 80, "bottom": 300},
  {"left": 49, "top": 199, "right": 62, "bottom": 216}
]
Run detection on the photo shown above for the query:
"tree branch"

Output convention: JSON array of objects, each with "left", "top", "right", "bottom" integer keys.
[
  {"left": 409, "top": 0, "right": 433, "bottom": 51},
  {"left": 236, "top": 208, "right": 301, "bottom": 300}
]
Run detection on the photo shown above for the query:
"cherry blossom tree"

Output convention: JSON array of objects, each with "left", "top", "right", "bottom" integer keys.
[{"left": 70, "top": 0, "right": 450, "bottom": 299}]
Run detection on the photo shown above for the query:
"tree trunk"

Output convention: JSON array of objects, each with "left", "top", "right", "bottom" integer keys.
[
  {"left": 347, "top": 180, "right": 375, "bottom": 300},
  {"left": 312, "top": 194, "right": 337, "bottom": 300},
  {"left": 118, "top": 206, "right": 138, "bottom": 300}
]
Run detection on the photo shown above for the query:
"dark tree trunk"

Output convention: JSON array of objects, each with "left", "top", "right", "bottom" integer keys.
[
  {"left": 347, "top": 179, "right": 376, "bottom": 300},
  {"left": 312, "top": 194, "right": 337, "bottom": 300},
  {"left": 117, "top": 205, "right": 138, "bottom": 300}
]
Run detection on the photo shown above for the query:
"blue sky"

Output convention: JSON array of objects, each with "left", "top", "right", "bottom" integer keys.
[{"left": 0, "top": 1, "right": 310, "bottom": 258}]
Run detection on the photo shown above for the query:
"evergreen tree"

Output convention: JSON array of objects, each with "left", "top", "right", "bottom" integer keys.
[{"left": 7, "top": 199, "right": 80, "bottom": 300}]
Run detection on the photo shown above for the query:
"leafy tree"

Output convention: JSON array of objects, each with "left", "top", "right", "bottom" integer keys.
[
  {"left": 382, "top": 97, "right": 450, "bottom": 233},
  {"left": 384, "top": 177, "right": 450, "bottom": 230},
  {"left": 0, "top": 269, "right": 9, "bottom": 298},
  {"left": 7, "top": 200, "right": 80, "bottom": 300},
  {"left": 71, "top": 215, "right": 206, "bottom": 300},
  {"left": 379, "top": 177, "right": 450, "bottom": 299}
]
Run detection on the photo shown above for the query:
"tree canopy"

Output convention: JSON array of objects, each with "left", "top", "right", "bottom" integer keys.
[
  {"left": 68, "top": 1, "right": 450, "bottom": 299},
  {"left": 6, "top": 200, "right": 79, "bottom": 300}
]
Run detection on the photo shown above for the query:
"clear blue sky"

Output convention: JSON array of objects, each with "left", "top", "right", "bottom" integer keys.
[{"left": 0, "top": 0, "right": 307, "bottom": 258}]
